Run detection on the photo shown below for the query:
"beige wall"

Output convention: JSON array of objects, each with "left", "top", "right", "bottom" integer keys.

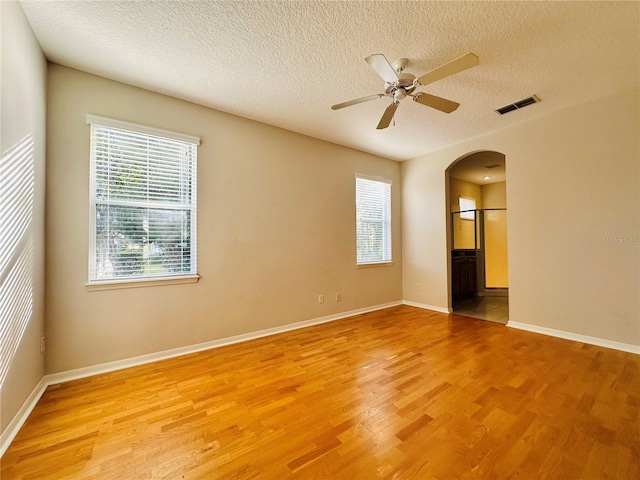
[
  {"left": 45, "top": 65, "right": 402, "bottom": 374},
  {"left": 403, "top": 87, "right": 639, "bottom": 346},
  {"left": 482, "top": 182, "right": 506, "bottom": 209},
  {"left": 0, "top": 2, "right": 47, "bottom": 433},
  {"left": 449, "top": 177, "right": 483, "bottom": 211}
]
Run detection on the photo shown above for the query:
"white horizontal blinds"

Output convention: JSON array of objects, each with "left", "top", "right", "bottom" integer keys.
[
  {"left": 89, "top": 121, "right": 197, "bottom": 281},
  {"left": 356, "top": 176, "right": 391, "bottom": 264},
  {"left": 93, "top": 126, "right": 194, "bottom": 205}
]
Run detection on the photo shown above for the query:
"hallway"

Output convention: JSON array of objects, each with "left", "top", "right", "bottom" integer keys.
[{"left": 453, "top": 296, "right": 509, "bottom": 324}]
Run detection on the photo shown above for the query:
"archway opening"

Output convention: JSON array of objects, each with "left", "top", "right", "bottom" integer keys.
[{"left": 446, "top": 151, "right": 509, "bottom": 323}]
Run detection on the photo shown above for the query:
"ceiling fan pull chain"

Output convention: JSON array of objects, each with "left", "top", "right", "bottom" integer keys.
[{"left": 393, "top": 101, "right": 397, "bottom": 127}]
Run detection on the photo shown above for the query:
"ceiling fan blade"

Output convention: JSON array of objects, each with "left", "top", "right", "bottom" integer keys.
[
  {"left": 365, "top": 54, "right": 399, "bottom": 83},
  {"left": 376, "top": 102, "right": 398, "bottom": 130},
  {"left": 413, "top": 93, "right": 460, "bottom": 113},
  {"left": 416, "top": 53, "right": 479, "bottom": 86},
  {"left": 331, "top": 94, "right": 384, "bottom": 110}
]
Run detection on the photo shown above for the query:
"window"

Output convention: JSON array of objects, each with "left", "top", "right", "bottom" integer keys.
[
  {"left": 459, "top": 196, "right": 476, "bottom": 220},
  {"left": 356, "top": 176, "right": 391, "bottom": 265},
  {"left": 87, "top": 115, "right": 199, "bottom": 285}
]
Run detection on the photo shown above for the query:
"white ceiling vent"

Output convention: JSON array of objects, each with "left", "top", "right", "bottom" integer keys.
[{"left": 495, "top": 95, "right": 540, "bottom": 115}]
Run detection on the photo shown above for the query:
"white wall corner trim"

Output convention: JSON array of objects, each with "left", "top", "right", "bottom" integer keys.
[
  {"left": 402, "top": 300, "right": 452, "bottom": 314},
  {"left": 0, "top": 377, "right": 48, "bottom": 458},
  {"left": 1, "top": 301, "right": 402, "bottom": 457},
  {"left": 507, "top": 321, "right": 640, "bottom": 355}
]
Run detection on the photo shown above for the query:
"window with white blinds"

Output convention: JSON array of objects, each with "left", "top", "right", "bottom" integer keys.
[
  {"left": 355, "top": 176, "right": 392, "bottom": 265},
  {"left": 459, "top": 196, "right": 476, "bottom": 220},
  {"left": 87, "top": 115, "right": 199, "bottom": 284}
]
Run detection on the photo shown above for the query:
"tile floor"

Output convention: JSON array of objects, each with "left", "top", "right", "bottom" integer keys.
[{"left": 453, "top": 295, "right": 509, "bottom": 324}]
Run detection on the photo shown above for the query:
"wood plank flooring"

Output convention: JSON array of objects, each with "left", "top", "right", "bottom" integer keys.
[{"left": 3, "top": 306, "right": 639, "bottom": 479}]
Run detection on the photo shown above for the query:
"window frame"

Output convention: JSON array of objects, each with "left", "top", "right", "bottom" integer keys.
[
  {"left": 86, "top": 115, "right": 200, "bottom": 290},
  {"left": 355, "top": 175, "right": 392, "bottom": 267}
]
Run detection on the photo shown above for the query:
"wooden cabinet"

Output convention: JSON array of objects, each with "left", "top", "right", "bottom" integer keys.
[{"left": 452, "top": 252, "right": 476, "bottom": 299}]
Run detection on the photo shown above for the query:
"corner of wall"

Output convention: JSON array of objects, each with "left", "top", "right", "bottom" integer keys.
[{"left": 0, "top": 0, "right": 47, "bottom": 438}]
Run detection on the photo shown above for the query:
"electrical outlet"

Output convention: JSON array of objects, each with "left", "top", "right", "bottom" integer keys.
[
  {"left": 336, "top": 293, "right": 341, "bottom": 302},
  {"left": 318, "top": 294, "right": 324, "bottom": 304},
  {"left": 40, "top": 336, "right": 45, "bottom": 353},
  {"left": 416, "top": 284, "right": 420, "bottom": 291}
]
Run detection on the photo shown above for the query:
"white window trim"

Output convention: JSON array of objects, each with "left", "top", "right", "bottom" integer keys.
[
  {"left": 86, "top": 114, "right": 200, "bottom": 145},
  {"left": 86, "top": 275, "right": 199, "bottom": 291},
  {"left": 355, "top": 175, "right": 392, "bottom": 267},
  {"left": 86, "top": 115, "right": 199, "bottom": 287},
  {"left": 356, "top": 261, "right": 393, "bottom": 269},
  {"left": 355, "top": 174, "right": 393, "bottom": 185}
]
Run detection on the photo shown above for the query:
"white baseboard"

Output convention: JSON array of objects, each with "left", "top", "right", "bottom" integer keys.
[
  {"left": 1, "top": 300, "right": 402, "bottom": 457},
  {"left": 0, "top": 377, "right": 48, "bottom": 458},
  {"left": 402, "top": 300, "right": 452, "bottom": 314},
  {"left": 507, "top": 321, "right": 640, "bottom": 355},
  {"left": 46, "top": 300, "right": 403, "bottom": 386}
]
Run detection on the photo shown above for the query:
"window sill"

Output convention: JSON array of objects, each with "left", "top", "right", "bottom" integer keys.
[
  {"left": 86, "top": 275, "right": 199, "bottom": 291},
  {"left": 356, "top": 262, "right": 393, "bottom": 269}
]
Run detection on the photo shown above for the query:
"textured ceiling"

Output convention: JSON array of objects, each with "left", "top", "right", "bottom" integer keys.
[{"left": 20, "top": 1, "right": 639, "bottom": 161}]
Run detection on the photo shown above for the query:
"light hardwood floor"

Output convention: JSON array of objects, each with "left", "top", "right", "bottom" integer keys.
[{"left": 3, "top": 306, "right": 639, "bottom": 479}]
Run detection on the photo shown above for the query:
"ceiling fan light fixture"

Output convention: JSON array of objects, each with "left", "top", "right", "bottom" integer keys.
[{"left": 394, "top": 89, "right": 407, "bottom": 100}]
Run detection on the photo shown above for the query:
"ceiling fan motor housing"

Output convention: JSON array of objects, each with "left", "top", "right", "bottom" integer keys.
[{"left": 385, "top": 72, "right": 417, "bottom": 99}]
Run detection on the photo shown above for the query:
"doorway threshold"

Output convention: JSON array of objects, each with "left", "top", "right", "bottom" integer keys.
[
  {"left": 477, "top": 288, "right": 508, "bottom": 297},
  {"left": 452, "top": 296, "right": 509, "bottom": 324}
]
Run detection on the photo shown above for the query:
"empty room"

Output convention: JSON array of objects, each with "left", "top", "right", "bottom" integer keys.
[{"left": 1, "top": 1, "right": 638, "bottom": 479}]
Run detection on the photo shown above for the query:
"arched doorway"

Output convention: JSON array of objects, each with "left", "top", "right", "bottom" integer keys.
[{"left": 446, "top": 151, "right": 509, "bottom": 323}]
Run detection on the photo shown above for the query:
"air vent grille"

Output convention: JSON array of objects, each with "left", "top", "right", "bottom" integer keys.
[{"left": 496, "top": 95, "right": 540, "bottom": 115}]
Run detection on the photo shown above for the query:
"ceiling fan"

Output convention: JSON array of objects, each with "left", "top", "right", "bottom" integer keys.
[{"left": 331, "top": 53, "right": 479, "bottom": 130}]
